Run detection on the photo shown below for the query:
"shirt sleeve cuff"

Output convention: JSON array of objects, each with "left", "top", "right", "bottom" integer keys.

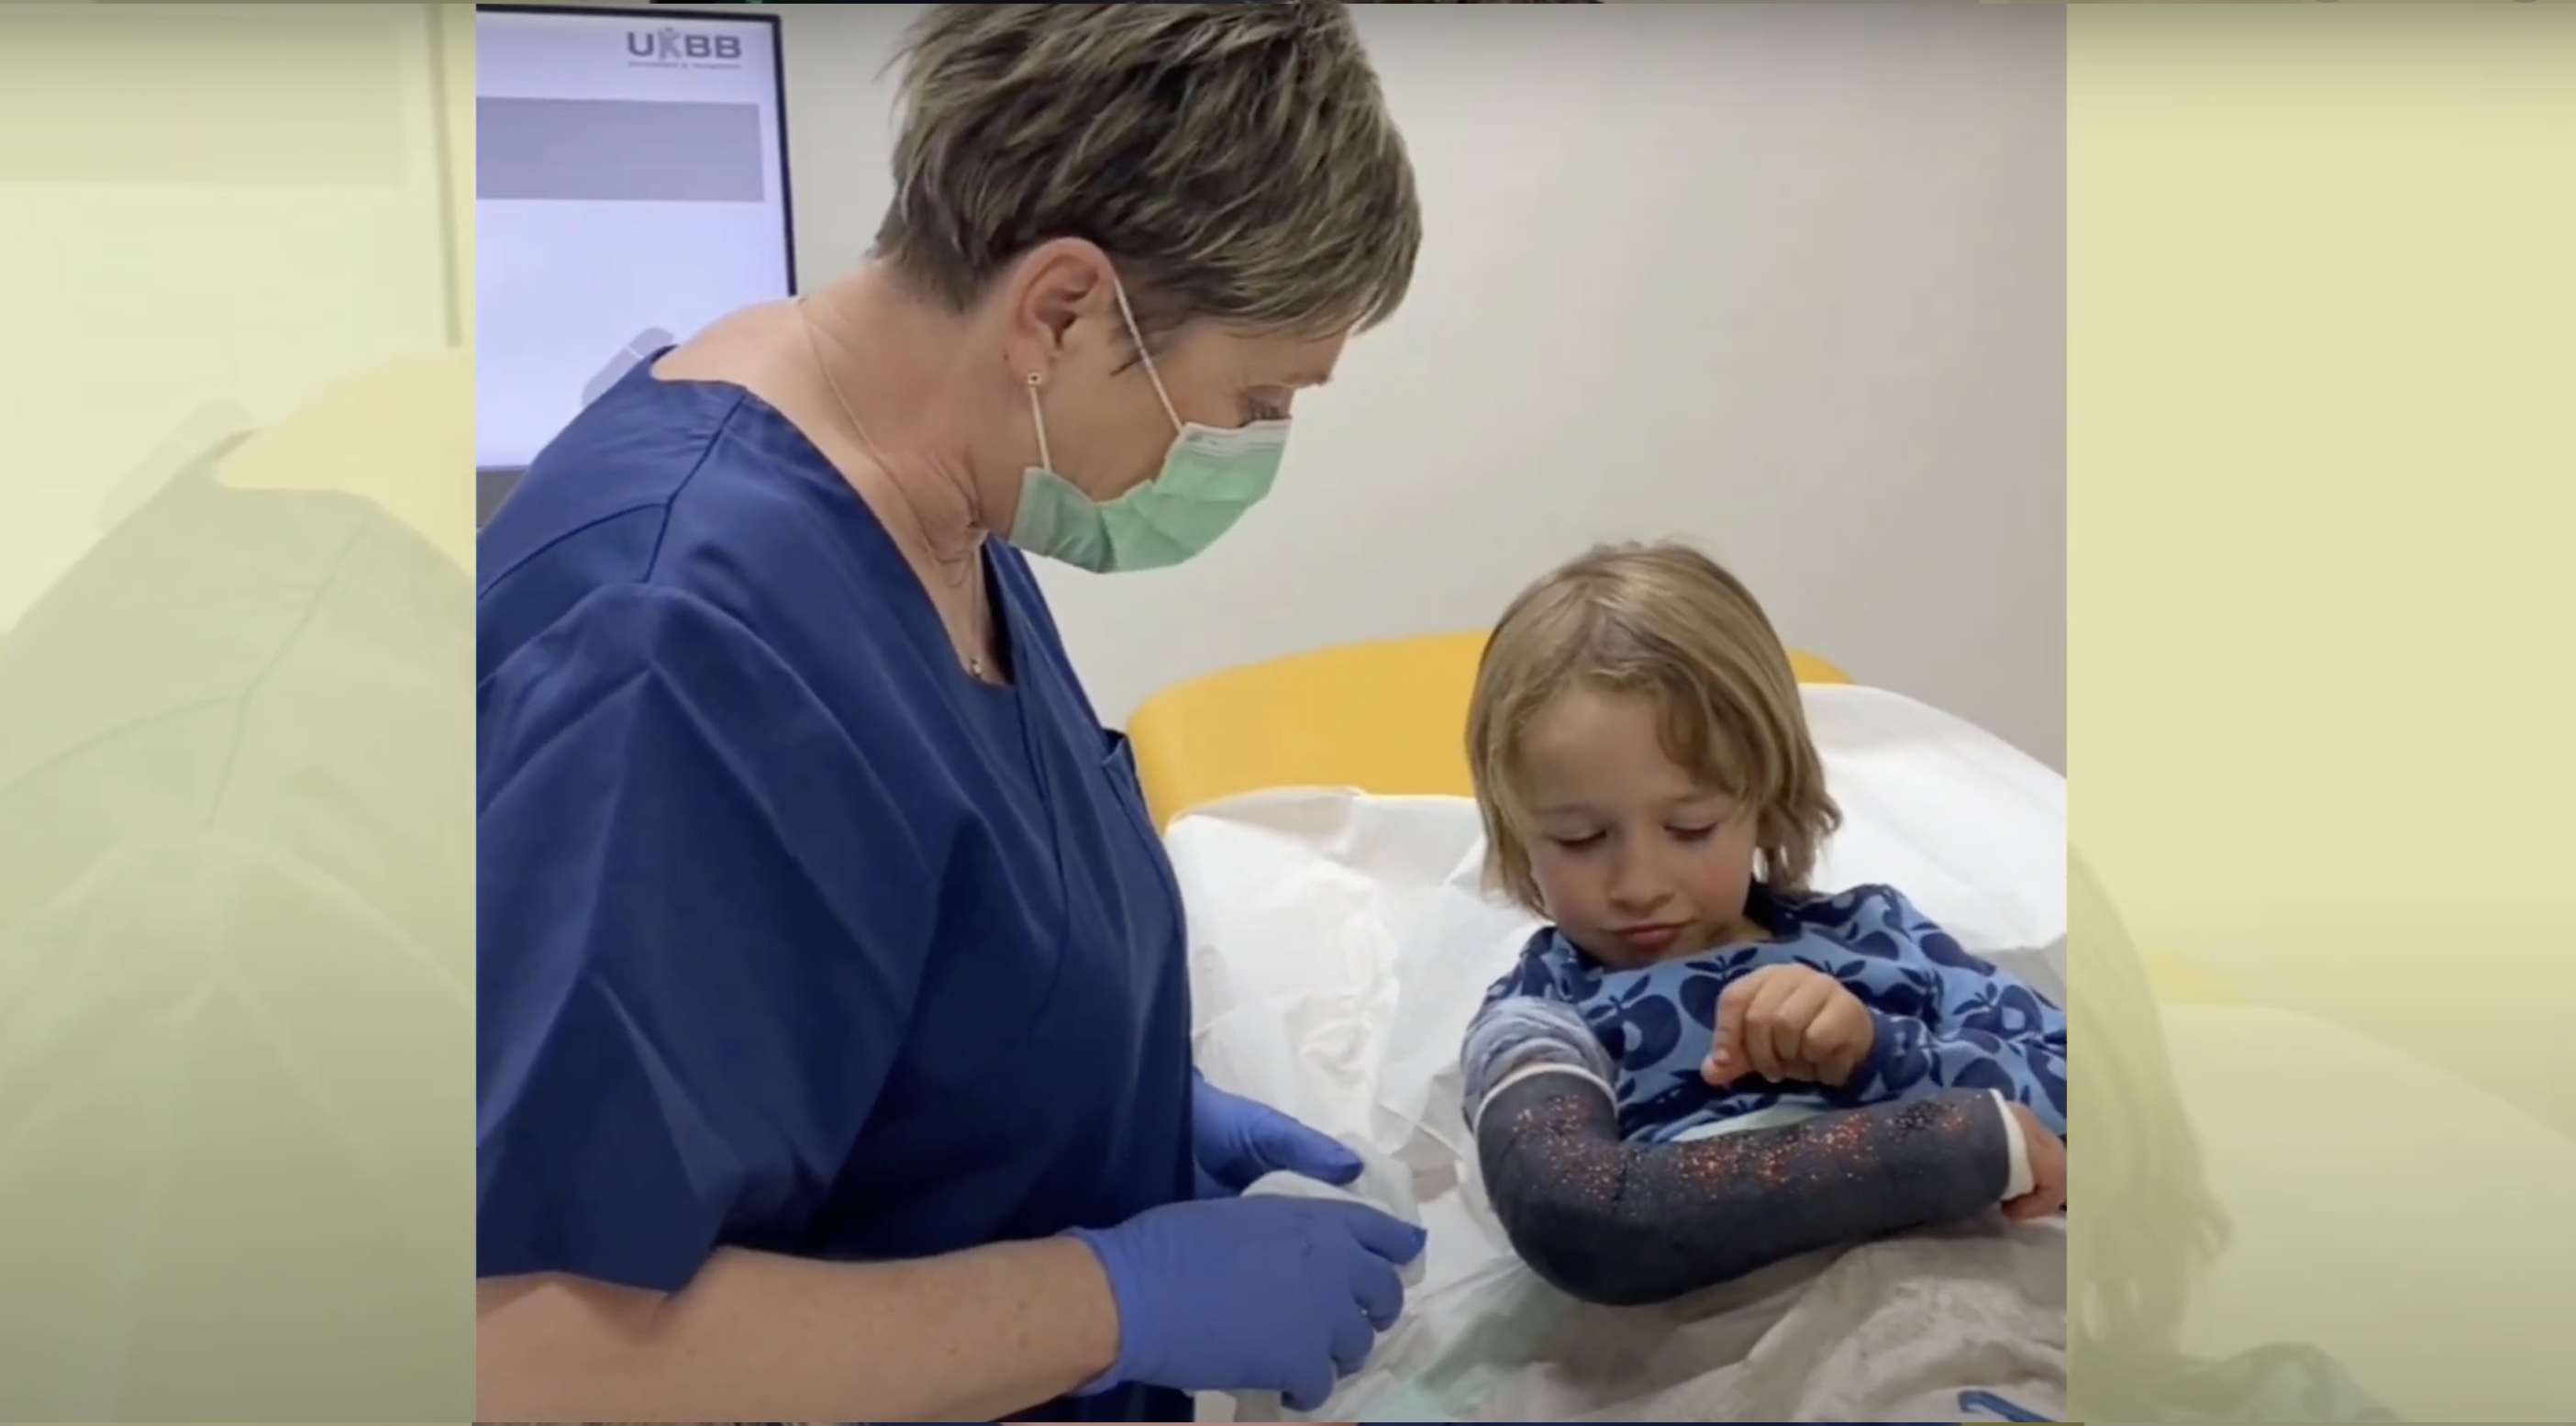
[
  {"left": 1991, "top": 1090, "right": 2036, "bottom": 1199},
  {"left": 1854, "top": 1008, "right": 1904, "bottom": 1089}
]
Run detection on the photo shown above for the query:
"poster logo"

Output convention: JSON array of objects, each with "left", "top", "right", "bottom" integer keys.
[{"left": 625, "top": 28, "right": 744, "bottom": 70}]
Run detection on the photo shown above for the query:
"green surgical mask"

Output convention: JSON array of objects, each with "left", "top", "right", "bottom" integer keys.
[{"left": 1007, "top": 281, "right": 1290, "bottom": 574}]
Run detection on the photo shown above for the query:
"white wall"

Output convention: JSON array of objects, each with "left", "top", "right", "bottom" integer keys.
[{"left": 780, "top": 4, "right": 2067, "bottom": 769}]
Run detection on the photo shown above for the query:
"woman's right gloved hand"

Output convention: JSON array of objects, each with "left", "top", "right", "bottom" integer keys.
[{"left": 1066, "top": 1195, "right": 1427, "bottom": 1411}]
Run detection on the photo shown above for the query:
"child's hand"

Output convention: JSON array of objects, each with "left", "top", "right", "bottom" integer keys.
[
  {"left": 1703, "top": 964, "right": 1875, "bottom": 1088},
  {"left": 2003, "top": 1102, "right": 2067, "bottom": 1220}
]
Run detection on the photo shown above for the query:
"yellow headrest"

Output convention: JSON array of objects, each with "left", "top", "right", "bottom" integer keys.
[{"left": 1126, "top": 630, "right": 1852, "bottom": 829}]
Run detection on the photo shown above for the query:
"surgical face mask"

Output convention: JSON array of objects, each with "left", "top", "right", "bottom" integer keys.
[{"left": 1007, "top": 282, "right": 1290, "bottom": 574}]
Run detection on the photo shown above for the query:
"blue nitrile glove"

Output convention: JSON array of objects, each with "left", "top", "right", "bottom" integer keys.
[
  {"left": 1067, "top": 1195, "right": 1427, "bottom": 1411},
  {"left": 1191, "top": 1071, "right": 1365, "bottom": 1198}
]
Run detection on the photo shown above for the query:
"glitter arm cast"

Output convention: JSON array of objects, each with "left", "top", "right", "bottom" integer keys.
[
  {"left": 1838, "top": 886, "right": 2070, "bottom": 1138},
  {"left": 1463, "top": 997, "right": 2015, "bottom": 1308}
]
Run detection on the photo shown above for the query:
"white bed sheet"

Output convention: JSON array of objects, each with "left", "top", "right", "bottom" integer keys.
[{"left": 1168, "top": 684, "right": 2070, "bottom": 1325}]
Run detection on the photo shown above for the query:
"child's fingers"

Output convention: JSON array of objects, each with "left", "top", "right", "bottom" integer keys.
[
  {"left": 2004, "top": 1172, "right": 2062, "bottom": 1220},
  {"left": 1770, "top": 975, "right": 1836, "bottom": 1070},
  {"left": 1742, "top": 973, "right": 1807, "bottom": 1079},
  {"left": 1709, "top": 974, "right": 1760, "bottom": 1080},
  {"left": 1713, "top": 967, "right": 1793, "bottom": 1078},
  {"left": 2004, "top": 1184, "right": 2067, "bottom": 1221},
  {"left": 1812, "top": 998, "right": 1871, "bottom": 1085}
]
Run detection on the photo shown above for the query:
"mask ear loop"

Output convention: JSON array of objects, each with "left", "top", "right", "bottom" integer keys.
[
  {"left": 1024, "top": 371, "right": 1055, "bottom": 473},
  {"left": 1111, "top": 280, "right": 1185, "bottom": 432}
]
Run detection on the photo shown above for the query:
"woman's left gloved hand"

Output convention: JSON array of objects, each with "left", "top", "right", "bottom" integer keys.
[{"left": 1191, "top": 1072, "right": 1364, "bottom": 1198}]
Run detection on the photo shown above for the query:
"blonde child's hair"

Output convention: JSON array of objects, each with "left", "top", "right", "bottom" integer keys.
[{"left": 1467, "top": 540, "right": 1842, "bottom": 914}]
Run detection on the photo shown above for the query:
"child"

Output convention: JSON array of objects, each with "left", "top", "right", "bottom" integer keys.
[{"left": 1455, "top": 540, "right": 2066, "bottom": 1306}]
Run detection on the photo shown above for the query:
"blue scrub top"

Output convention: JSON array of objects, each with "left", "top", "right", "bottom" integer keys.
[{"left": 475, "top": 360, "right": 1195, "bottom": 1424}]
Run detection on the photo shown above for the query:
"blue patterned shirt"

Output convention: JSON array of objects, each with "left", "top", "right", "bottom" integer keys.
[{"left": 1478, "top": 883, "right": 2068, "bottom": 1144}]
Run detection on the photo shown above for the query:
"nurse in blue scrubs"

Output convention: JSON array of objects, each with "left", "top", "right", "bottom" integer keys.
[{"left": 473, "top": 6, "right": 1427, "bottom": 1422}]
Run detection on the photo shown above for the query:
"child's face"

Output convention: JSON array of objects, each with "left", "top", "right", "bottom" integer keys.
[{"left": 1516, "top": 685, "right": 1762, "bottom": 970}]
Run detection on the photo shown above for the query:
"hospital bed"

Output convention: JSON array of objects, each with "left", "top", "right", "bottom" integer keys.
[
  {"left": 1131, "top": 633, "right": 2576, "bottom": 1422},
  {"left": 1127, "top": 631, "right": 2075, "bottom": 1421}
]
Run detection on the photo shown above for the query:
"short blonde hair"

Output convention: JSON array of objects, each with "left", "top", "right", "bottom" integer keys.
[
  {"left": 875, "top": 4, "right": 1420, "bottom": 347},
  {"left": 1468, "top": 540, "right": 1842, "bottom": 913}
]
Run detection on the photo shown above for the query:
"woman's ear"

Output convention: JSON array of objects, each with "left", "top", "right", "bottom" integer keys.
[{"left": 1003, "top": 238, "right": 1113, "bottom": 362}]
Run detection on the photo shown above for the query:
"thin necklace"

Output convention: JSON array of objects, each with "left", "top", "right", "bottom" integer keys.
[{"left": 795, "top": 299, "right": 990, "bottom": 681}]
